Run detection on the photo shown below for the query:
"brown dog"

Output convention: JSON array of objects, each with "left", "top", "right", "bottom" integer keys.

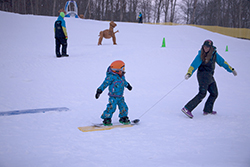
[{"left": 98, "top": 21, "right": 119, "bottom": 45}]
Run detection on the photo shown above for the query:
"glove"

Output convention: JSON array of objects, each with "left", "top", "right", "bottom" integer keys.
[
  {"left": 232, "top": 69, "right": 237, "bottom": 76},
  {"left": 127, "top": 83, "right": 132, "bottom": 91},
  {"left": 65, "top": 36, "right": 68, "bottom": 39},
  {"left": 185, "top": 73, "right": 191, "bottom": 80},
  {"left": 95, "top": 89, "right": 102, "bottom": 99}
]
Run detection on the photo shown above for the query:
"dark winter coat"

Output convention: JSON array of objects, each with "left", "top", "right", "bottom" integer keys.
[
  {"left": 187, "top": 46, "right": 234, "bottom": 78},
  {"left": 54, "top": 15, "right": 68, "bottom": 38}
]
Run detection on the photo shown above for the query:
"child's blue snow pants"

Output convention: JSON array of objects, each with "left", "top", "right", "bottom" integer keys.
[{"left": 101, "top": 96, "right": 128, "bottom": 119}]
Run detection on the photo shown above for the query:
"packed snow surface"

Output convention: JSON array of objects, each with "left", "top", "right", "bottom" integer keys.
[{"left": 0, "top": 11, "right": 250, "bottom": 167}]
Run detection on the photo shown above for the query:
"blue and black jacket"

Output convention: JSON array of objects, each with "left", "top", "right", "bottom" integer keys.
[
  {"left": 187, "top": 46, "right": 234, "bottom": 77},
  {"left": 54, "top": 15, "right": 68, "bottom": 38},
  {"left": 138, "top": 13, "right": 142, "bottom": 19}
]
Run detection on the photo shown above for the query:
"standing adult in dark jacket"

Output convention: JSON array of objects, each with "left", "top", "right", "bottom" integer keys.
[
  {"left": 138, "top": 12, "right": 143, "bottom": 23},
  {"left": 181, "top": 39, "right": 237, "bottom": 118},
  {"left": 54, "top": 12, "right": 69, "bottom": 58}
]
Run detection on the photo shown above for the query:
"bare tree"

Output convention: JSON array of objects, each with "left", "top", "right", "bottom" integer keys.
[
  {"left": 12, "top": 0, "right": 15, "bottom": 12},
  {"left": 155, "top": 0, "right": 163, "bottom": 23},
  {"left": 119, "top": 0, "right": 126, "bottom": 21},
  {"left": 179, "top": 0, "right": 191, "bottom": 24},
  {"left": 53, "top": 0, "right": 56, "bottom": 16},
  {"left": 190, "top": 0, "right": 197, "bottom": 24},
  {"left": 24, "top": 0, "right": 26, "bottom": 14},
  {"left": 238, "top": 0, "right": 242, "bottom": 28},
  {"left": 35, "top": 0, "right": 39, "bottom": 15},
  {"left": 170, "top": 0, "right": 177, "bottom": 22},
  {"left": 163, "top": 0, "right": 170, "bottom": 22}
]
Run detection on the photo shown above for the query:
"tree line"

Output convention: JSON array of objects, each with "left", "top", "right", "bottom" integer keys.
[
  {"left": 179, "top": 0, "right": 250, "bottom": 28},
  {"left": 0, "top": 0, "right": 249, "bottom": 28}
]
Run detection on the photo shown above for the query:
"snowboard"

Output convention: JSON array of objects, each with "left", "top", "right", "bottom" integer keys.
[{"left": 78, "top": 119, "right": 140, "bottom": 132}]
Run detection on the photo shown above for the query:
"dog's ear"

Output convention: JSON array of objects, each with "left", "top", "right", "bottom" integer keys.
[
  {"left": 110, "top": 21, "right": 113, "bottom": 27},
  {"left": 110, "top": 21, "right": 117, "bottom": 27}
]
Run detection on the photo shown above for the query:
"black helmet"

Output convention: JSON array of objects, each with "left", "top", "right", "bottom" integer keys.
[{"left": 203, "top": 39, "right": 213, "bottom": 47}]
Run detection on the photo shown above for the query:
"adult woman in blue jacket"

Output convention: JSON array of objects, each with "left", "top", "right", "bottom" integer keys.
[
  {"left": 95, "top": 60, "right": 132, "bottom": 126},
  {"left": 182, "top": 40, "right": 237, "bottom": 118}
]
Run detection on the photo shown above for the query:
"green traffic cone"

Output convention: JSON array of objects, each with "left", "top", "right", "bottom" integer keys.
[
  {"left": 162, "top": 38, "right": 166, "bottom": 47},
  {"left": 225, "top": 45, "right": 228, "bottom": 52}
]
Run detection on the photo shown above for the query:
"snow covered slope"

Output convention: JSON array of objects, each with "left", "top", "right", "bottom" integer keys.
[{"left": 0, "top": 11, "right": 250, "bottom": 167}]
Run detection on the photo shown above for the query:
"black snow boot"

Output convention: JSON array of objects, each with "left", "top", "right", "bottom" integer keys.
[
  {"left": 103, "top": 118, "right": 112, "bottom": 126},
  {"left": 119, "top": 117, "right": 130, "bottom": 125}
]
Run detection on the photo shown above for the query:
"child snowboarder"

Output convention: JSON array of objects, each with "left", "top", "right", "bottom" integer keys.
[
  {"left": 182, "top": 39, "right": 237, "bottom": 118},
  {"left": 95, "top": 60, "right": 132, "bottom": 126}
]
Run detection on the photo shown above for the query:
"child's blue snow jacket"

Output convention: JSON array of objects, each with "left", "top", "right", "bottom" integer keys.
[
  {"left": 187, "top": 46, "right": 234, "bottom": 76},
  {"left": 98, "top": 67, "right": 129, "bottom": 98}
]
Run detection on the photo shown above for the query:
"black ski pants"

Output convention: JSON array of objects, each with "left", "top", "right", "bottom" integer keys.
[
  {"left": 55, "top": 37, "right": 67, "bottom": 57},
  {"left": 185, "top": 72, "right": 218, "bottom": 113}
]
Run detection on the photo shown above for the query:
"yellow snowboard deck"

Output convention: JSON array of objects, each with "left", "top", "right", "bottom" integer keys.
[{"left": 78, "top": 124, "right": 133, "bottom": 132}]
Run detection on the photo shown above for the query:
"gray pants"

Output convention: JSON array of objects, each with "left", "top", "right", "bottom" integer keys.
[{"left": 185, "top": 72, "right": 218, "bottom": 113}]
